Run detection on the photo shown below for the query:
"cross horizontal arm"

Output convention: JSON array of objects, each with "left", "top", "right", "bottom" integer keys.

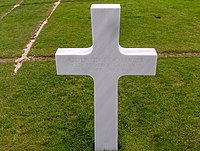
[
  {"left": 116, "top": 46, "right": 157, "bottom": 76},
  {"left": 55, "top": 45, "right": 157, "bottom": 77},
  {"left": 56, "top": 47, "right": 93, "bottom": 75}
]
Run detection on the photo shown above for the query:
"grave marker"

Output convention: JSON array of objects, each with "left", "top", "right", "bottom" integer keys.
[{"left": 56, "top": 4, "right": 157, "bottom": 150}]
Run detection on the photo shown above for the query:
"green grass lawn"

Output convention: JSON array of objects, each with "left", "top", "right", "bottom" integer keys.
[
  {"left": 0, "top": 0, "right": 200, "bottom": 150},
  {"left": 22, "top": 0, "right": 57, "bottom": 5},
  {"left": 0, "top": 0, "right": 21, "bottom": 7},
  {"left": 0, "top": 6, "right": 11, "bottom": 17},
  {"left": 30, "top": 0, "right": 200, "bottom": 56},
  {"left": 1, "top": 0, "right": 199, "bottom": 57},
  {"left": 0, "top": 1, "right": 55, "bottom": 58},
  {"left": 0, "top": 5, "right": 11, "bottom": 16},
  {"left": 1, "top": 56, "right": 199, "bottom": 150},
  {"left": 0, "top": 0, "right": 21, "bottom": 17}
]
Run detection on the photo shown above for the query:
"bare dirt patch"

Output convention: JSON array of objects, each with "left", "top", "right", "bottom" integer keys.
[
  {"left": 159, "top": 52, "right": 200, "bottom": 57},
  {"left": 0, "top": 58, "right": 16, "bottom": 63},
  {"left": 29, "top": 56, "right": 55, "bottom": 61},
  {"left": 1, "top": 52, "right": 199, "bottom": 64}
]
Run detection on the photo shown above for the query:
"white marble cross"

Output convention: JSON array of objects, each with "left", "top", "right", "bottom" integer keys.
[{"left": 56, "top": 4, "right": 157, "bottom": 151}]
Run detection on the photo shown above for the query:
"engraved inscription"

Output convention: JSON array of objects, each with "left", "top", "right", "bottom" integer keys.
[{"left": 68, "top": 57, "right": 145, "bottom": 71}]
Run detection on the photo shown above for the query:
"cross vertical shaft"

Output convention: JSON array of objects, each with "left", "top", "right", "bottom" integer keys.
[
  {"left": 94, "top": 74, "right": 119, "bottom": 150},
  {"left": 91, "top": 4, "right": 120, "bottom": 150}
]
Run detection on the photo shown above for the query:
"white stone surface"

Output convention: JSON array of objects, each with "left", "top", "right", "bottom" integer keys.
[{"left": 56, "top": 4, "right": 157, "bottom": 151}]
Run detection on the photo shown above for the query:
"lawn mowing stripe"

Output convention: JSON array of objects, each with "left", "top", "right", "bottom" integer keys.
[
  {"left": 0, "top": 0, "right": 24, "bottom": 20},
  {"left": 13, "top": 0, "right": 61, "bottom": 75}
]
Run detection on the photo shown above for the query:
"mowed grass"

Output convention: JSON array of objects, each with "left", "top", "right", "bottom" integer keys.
[
  {"left": 30, "top": 2, "right": 92, "bottom": 57},
  {"left": 0, "top": 61, "right": 94, "bottom": 150},
  {"left": 30, "top": 0, "right": 200, "bottom": 57},
  {"left": 0, "top": 1, "right": 55, "bottom": 58},
  {"left": 0, "top": 6, "right": 10, "bottom": 17},
  {"left": 0, "top": 0, "right": 200, "bottom": 150},
  {"left": 22, "top": 0, "right": 57, "bottom": 5},
  {"left": 0, "top": 0, "right": 21, "bottom": 7},
  {"left": 0, "top": 0, "right": 21, "bottom": 16},
  {"left": 1, "top": 56, "right": 200, "bottom": 150}
]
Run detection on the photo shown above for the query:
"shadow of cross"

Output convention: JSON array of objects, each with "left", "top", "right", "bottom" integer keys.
[{"left": 56, "top": 4, "right": 157, "bottom": 151}]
